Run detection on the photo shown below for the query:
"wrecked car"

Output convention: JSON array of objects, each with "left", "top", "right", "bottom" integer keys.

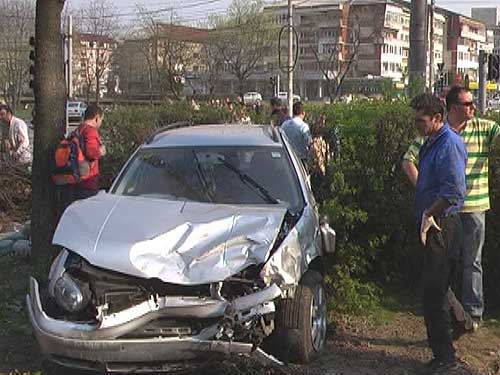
[{"left": 27, "top": 123, "right": 336, "bottom": 372}]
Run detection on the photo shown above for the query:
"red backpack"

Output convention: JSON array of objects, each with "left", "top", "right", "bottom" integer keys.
[{"left": 51, "top": 127, "right": 90, "bottom": 185}]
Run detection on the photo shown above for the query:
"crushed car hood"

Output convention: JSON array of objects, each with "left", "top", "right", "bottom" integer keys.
[{"left": 53, "top": 193, "right": 287, "bottom": 285}]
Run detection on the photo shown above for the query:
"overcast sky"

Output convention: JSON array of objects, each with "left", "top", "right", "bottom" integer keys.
[{"left": 64, "top": 0, "right": 500, "bottom": 26}]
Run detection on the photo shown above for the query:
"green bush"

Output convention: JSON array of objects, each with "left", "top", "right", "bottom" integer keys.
[{"left": 97, "top": 101, "right": 500, "bottom": 315}]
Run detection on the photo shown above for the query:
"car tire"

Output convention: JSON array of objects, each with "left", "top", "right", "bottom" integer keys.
[{"left": 270, "top": 269, "right": 327, "bottom": 364}]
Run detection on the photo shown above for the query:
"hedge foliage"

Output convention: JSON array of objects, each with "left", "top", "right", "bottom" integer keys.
[{"left": 99, "top": 100, "right": 500, "bottom": 313}]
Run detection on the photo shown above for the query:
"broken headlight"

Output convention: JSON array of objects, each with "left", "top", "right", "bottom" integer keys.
[{"left": 53, "top": 273, "right": 91, "bottom": 313}]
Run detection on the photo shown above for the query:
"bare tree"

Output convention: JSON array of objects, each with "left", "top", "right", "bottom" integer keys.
[
  {"left": 0, "top": 0, "right": 35, "bottom": 111},
  {"left": 113, "top": 36, "right": 155, "bottom": 100},
  {"left": 31, "top": 0, "right": 66, "bottom": 265},
  {"left": 203, "top": 43, "right": 223, "bottom": 97},
  {"left": 74, "top": 0, "right": 118, "bottom": 103},
  {"left": 135, "top": 8, "right": 198, "bottom": 100},
  {"left": 310, "top": 17, "right": 362, "bottom": 101},
  {"left": 208, "top": 0, "right": 278, "bottom": 98}
]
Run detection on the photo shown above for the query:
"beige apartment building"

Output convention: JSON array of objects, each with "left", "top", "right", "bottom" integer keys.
[
  {"left": 74, "top": 33, "right": 118, "bottom": 99},
  {"left": 117, "top": 24, "right": 209, "bottom": 98}
]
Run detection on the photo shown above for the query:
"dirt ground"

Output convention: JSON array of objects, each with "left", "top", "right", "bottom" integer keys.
[
  {"left": 1, "top": 304, "right": 499, "bottom": 374},
  {"left": 0, "top": 256, "right": 499, "bottom": 375}
]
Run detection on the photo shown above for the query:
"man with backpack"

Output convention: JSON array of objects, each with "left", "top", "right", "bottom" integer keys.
[{"left": 74, "top": 103, "right": 105, "bottom": 199}]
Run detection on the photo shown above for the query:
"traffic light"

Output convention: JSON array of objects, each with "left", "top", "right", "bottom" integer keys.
[
  {"left": 270, "top": 76, "right": 275, "bottom": 86},
  {"left": 28, "top": 36, "right": 35, "bottom": 90},
  {"left": 487, "top": 54, "right": 500, "bottom": 82}
]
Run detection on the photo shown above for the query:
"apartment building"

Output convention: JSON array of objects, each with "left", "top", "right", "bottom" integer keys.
[
  {"left": 117, "top": 25, "right": 209, "bottom": 98},
  {"left": 263, "top": 0, "right": 451, "bottom": 100},
  {"left": 74, "top": 34, "right": 117, "bottom": 99},
  {"left": 443, "top": 13, "right": 487, "bottom": 82}
]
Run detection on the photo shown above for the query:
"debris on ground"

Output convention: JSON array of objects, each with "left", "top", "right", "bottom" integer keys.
[
  {"left": 0, "top": 221, "right": 31, "bottom": 257},
  {"left": 0, "top": 161, "right": 31, "bottom": 221}
]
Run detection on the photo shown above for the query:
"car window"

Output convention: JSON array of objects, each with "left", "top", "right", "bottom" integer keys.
[{"left": 112, "top": 146, "right": 305, "bottom": 212}]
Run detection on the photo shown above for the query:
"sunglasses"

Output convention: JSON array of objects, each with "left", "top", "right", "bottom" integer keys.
[{"left": 457, "top": 101, "right": 475, "bottom": 108}]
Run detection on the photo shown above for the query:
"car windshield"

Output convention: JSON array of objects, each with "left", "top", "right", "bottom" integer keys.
[
  {"left": 68, "top": 103, "right": 79, "bottom": 108},
  {"left": 112, "top": 146, "right": 304, "bottom": 211}
]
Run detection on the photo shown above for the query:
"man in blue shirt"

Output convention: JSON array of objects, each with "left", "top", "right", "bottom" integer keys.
[
  {"left": 281, "top": 102, "right": 312, "bottom": 163},
  {"left": 411, "top": 94, "right": 467, "bottom": 374}
]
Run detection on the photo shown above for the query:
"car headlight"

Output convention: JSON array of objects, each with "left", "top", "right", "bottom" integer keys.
[{"left": 54, "top": 273, "right": 91, "bottom": 313}]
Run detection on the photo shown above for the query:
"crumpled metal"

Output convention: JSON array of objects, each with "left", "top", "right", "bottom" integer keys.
[
  {"left": 53, "top": 193, "right": 287, "bottom": 285},
  {"left": 261, "top": 205, "right": 321, "bottom": 288}
]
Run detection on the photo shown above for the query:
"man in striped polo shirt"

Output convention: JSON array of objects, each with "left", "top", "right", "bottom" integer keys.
[{"left": 402, "top": 86, "right": 500, "bottom": 328}]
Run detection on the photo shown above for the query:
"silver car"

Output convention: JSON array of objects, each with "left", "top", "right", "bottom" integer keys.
[{"left": 27, "top": 123, "right": 336, "bottom": 372}]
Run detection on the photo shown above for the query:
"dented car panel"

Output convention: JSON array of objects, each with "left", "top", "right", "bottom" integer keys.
[
  {"left": 27, "top": 124, "right": 335, "bottom": 371},
  {"left": 261, "top": 205, "right": 322, "bottom": 288},
  {"left": 53, "top": 195, "right": 287, "bottom": 285}
]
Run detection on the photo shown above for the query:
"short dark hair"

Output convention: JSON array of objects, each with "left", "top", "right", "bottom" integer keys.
[
  {"left": 292, "top": 101, "right": 304, "bottom": 116},
  {"left": 0, "top": 104, "right": 13, "bottom": 114},
  {"left": 84, "top": 103, "right": 103, "bottom": 120},
  {"left": 445, "top": 85, "right": 470, "bottom": 111},
  {"left": 410, "top": 93, "right": 444, "bottom": 119},
  {"left": 270, "top": 97, "right": 283, "bottom": 108}
]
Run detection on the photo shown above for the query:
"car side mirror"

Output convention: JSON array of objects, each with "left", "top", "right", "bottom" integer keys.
[{"left": 319, "top": 215, "right": 336, "bottom": 254}]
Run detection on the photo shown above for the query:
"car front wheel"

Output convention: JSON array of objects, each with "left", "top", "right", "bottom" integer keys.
[{"left": 271, "top": 269, "right": 327, "bottom": 363}]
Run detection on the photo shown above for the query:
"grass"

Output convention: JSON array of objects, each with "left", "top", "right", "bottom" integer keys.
[{"left": 0, "top": 256, "right": 33, "bottom": 335}]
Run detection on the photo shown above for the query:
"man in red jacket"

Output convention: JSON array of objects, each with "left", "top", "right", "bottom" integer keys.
[{"left": 76, "top": 103, "right": 104, "bottom": 199}]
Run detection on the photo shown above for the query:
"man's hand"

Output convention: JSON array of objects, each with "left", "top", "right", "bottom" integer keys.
[{"left": 420, "top": 211, "right": 441, "bottom": 245}]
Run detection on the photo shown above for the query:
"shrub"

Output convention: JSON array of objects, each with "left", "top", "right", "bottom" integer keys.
[{"left": 97, "top": 101, "right": 500, "bottom": 314}]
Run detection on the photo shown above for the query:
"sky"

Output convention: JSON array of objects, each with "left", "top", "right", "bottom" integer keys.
[{"left": 64, "top": 0, "right": 500, "bottom": 26}]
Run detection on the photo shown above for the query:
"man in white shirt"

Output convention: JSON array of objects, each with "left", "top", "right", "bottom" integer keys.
[
  {"left": 281, "top": 102, "right": 312, "bottom": 164},
  {"left": 0, "top": 105, "right": 31, "bottom": 165}
]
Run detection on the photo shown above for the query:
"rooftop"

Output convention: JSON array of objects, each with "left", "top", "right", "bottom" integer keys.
[
  {"left": 155, "top": 24, "right": 210, "bottom": 44},
  {"left": 145, "top": 125, "right": 282, "bottom": 148},
  {"left": 79, "top": 33, "right": 116, "bottom": 44}
]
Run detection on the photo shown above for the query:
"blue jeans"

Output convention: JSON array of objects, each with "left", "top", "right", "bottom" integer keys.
[{"left": 459, "top": 212, "right": 486, "bottom": 318}]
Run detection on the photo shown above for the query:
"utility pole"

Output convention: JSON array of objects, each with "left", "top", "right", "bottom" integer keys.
[
  {"left": 409, "top": 0, "right": 427, "bottom": 95},
  {"left": 479, "top": 50, "right": 487, "bottom": 114},
  {"left": 67, "top": 15, "right": 73, "bottom": 99},
  {"left": 276, "top": 73, "right": 281, "bottom": 97},
  {"left": 287, "top": 0, "right": 293, "bottom": 117},
  {"left": 429, "top": 0, "right": 435, "bottom": 93}
]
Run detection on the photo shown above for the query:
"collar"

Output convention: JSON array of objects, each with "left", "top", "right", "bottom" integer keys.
[
  {"left": 421, "top": 123, "right": 448, "bottom": 155},
  {"left": 446, "top": 117, "right": 468, "bottom": 133}
]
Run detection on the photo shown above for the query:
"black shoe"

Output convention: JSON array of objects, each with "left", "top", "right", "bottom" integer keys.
[
  {"left": 425, "top": 357, "right": 441, "bottom": 370},
  {"left": 430, "top": 359, "right": 461, "bottom": 374}
]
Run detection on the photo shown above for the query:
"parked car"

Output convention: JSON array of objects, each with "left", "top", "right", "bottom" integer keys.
[
  {"left": 277, "top": 91, "right": 301, "bottom": 103},
  {"left": 27, "top": 123, "right": 336, "bottom": 372},
  {"left": 488, "top": 95, "right": 500, "bottom": 109},
  {"left": 243, "top": 91, "right": 263, "bottom": 105},
  {"left": 66, "top": 101, "right": 86, "bottom": 121}
]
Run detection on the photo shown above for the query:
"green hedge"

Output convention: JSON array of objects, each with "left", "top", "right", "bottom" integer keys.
[{"left": 98, "top": 101, "right": 500, "bottom": 313}]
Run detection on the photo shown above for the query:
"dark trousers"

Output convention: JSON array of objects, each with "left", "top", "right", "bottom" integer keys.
[
  {"left": 420, "top": 214, "right": 460, "bottom": 361},
  {"left": 57, "top": 185, "right": 98, "bottom": 216}
]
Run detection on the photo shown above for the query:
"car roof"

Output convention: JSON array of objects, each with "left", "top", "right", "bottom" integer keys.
[{"left": 144, "top": 124, "right": 282, "bottom": 148}]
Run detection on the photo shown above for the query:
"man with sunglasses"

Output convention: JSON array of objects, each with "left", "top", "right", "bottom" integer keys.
[{"left": 403, "top": 86, "right": 500, "bottom": 331}]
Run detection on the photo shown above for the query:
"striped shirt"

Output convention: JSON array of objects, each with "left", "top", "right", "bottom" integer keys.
[{"left": 403, "top": 117, "right": 500, "bottom": 212}]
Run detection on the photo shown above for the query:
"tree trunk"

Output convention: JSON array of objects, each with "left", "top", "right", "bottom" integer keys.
[
  {"left": 31, "top": 0, "right": 66, "bottom": 270},
  {"left": 95, "top": 75, "right": 100, "bottom": 104}
]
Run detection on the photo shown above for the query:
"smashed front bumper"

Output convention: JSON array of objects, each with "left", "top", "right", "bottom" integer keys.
[{"left": 26, "top": 277, "right": 283, "bottom": 371}]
